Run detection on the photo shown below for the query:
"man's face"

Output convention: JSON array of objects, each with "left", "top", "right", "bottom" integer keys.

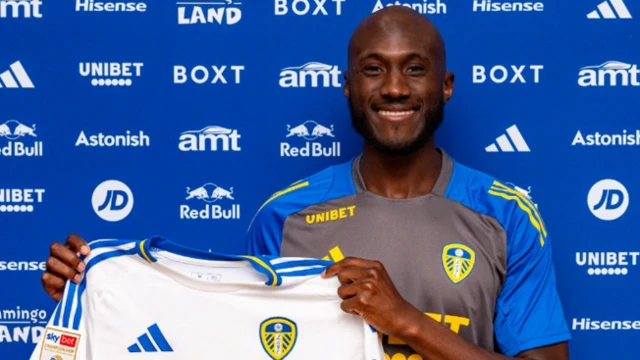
[{"left": 346, "top": 26, "right": 451, "bottom": 155}]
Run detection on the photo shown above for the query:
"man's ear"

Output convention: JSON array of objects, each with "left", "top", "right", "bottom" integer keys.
[
  {"left": 443, "top": 71, "right": 454, "bottom": 104},
  {"left": 343, "top": 71, "right": 350, "bottom": 99}
]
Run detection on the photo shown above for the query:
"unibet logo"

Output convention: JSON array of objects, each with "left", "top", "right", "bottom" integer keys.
[
  {"left": 178, "top": 125, "right": 241, "bottom": 152},
  {"left": 79, "top": 62, "right": 143, "bottom": 87},
  {"left": 473, "top": 65, "right": 543, "bottom": 84},
  {"left": 281, "top": 121, "right": 341, "bottom": 157},
  {"left": 572, "top": 130, "right": 640, "bottom": 146},
  {"left": 578, "top": 61, "right": 640, "bottom": 87},
  {"left": 306, "top": 205, "right": 355, "bottom": 224},
  {"left": 92, "top": 180, "right": 134, "bottom": 222},
  {"left": 0, "top": 0, "right": 42, "bottom": 18},
  {"left": 373, "top": 0, "right": 447, "bottom": 15},
  {"left": 0, "top": 120, "right": 43, "bottom": 157},
  {"left": 75, "top": 0, "right": 147, "bottom": 12},
  {"left": 178, "top": 0, "right": 242, "bottom": 25},
  {"left": 587, "top": 179, "right": 629, "bottom": 221},
  {"left": 279, "top": 62, "right": 341, "bottom": 88},
  {"left": 275, "top": 0, "right": 346, "bottom": 16},
  {"left": 576, "top": 251, "right": 639, "bottom": 275},
  {"left": 472, "top": 0, "right": 544, "bottom": 12},
  {"left": 174, "top": 65, "right": 244, "bottom": 85},
  {"left": 0, "top": 188, "right": 45, "bottom": 212}
]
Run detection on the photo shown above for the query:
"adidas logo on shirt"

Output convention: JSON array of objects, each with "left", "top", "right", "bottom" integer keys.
[
  {"left": 0, "top": 61, "right": 34, "bottom": 88},
  {"left": 485, "top": 125, "right": 531, "bottom": 152},
  {"left": 587, "top": 0, "right": 632, "bottom": 19},
  {"left": 127, "top": 323, "right": 174, "bottom": 353}
]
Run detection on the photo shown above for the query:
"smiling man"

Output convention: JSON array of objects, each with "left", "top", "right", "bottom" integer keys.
[{"left": 42, "top": 6, "right": 570, "bottom": 359}]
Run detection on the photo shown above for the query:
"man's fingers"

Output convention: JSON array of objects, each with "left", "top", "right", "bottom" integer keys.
[
  {"left": 336, "top": 268, "right": 368, "bottom": 285},
  {"left": 46, "top": 256, "right": 81, "bottom": 283},
  {"left": 41, "top": 272, "right": 67, "bottom": 301},
  {"left": 337, "top": 282, "right": 360, "bottom": 300},
  {"left": 339, "top": 297, "right": 363, "bottom": 317},
  {"left": 42, "top": 272, "right": 67, "bottom": 290},
  {"left": 322, "top": 257, "right": 375, "bottom": 278},
  {"left": 50, "top": 242, "right": 85, "bottom": 273},
  {"left": 66, "top": 234, "right": 90, "bottom": 256}
]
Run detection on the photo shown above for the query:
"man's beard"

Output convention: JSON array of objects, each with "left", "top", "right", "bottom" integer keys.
[{"left": 349, "top": 94, "right": 444, "bottom": 156}]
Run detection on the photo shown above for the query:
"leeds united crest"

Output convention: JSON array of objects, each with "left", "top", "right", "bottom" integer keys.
[
  {"left": 442, "top": 243, "right": 476, "bottom": 284},
  {"left": 260, "top": 317, "right": 298, "bottom": 360}
]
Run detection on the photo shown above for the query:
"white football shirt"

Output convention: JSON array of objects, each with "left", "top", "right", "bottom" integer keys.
[{"left": 30, "top": 236, "right": 384, "bottom": 360}]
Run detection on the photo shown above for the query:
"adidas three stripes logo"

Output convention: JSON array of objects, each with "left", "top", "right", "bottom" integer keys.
[
  {"left": 587, "top": 0, "right": 632, "bottom": 19},
  {"left": 0, "top": 61, "right": 34, "bottom": 88},
  {"left": 485, "top": 125, "right": 531, "bottom": 153},
  {"left": 128, "top": 323, "right": 174, "bottom": 353}
]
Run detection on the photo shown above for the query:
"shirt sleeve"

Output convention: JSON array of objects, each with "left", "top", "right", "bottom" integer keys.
[
  {"left": 246, "top": 199, "right": 287, "bottom": 257},
  {"left": 494, "top": 212, "right": 571, "bottom": 356},
  {"left": 30, "top": 281, "right": 87, "bottom": 360}
]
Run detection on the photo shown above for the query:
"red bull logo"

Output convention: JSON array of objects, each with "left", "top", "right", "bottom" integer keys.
[
  {"left": 181, "top": 182, "right": 240, "bottom": 220},
  {"left": 0, "top": 120, "right": 43, "bottom": 157},
  {"left": 281, "top": 121, "right": 341, "bottom": 157}
]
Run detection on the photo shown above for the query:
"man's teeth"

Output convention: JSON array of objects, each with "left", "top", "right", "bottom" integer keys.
[{"left": 378, "top": 110, "right": 415, "bottom": 116}]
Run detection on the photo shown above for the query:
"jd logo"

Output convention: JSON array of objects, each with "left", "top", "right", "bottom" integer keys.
[
  {"left": 92, "top": 180, "right": 134, "bottom": 222},
  {"left": 588, "top": 179, "right": 629, "bottom": 221}
]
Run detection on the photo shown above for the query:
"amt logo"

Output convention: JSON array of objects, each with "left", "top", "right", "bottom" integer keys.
[
  {"left": 588, "top": 179, "right": 629, "bottom": 221},
  {"left": 0, "top": 0, "right": 43, "bottom": 18},
  {"left": 279, "top": 62, "right": 341, "bottom": 88},
  {"left": 91, "top": 180, "right": 134, "bottom": 222}
]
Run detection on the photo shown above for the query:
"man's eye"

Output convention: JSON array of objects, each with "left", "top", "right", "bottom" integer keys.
[
  {"left": 408, "top": 65, "right": 425, "bottom": 72},
  {"left": 364, "top": 65, "right": 381, "bottom": 72}
]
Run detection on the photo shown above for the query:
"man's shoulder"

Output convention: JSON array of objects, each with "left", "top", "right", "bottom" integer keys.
[
  {"left": 446, "top": 159, "right": 542, "bottom": 233},
  {"left": 249, "top": 158, "right": 358, "bottom": 225}
]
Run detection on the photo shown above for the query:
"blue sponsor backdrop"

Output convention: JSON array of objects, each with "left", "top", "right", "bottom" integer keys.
[{"left": 1, "top": 0, "right": 639, "bottom": 359}]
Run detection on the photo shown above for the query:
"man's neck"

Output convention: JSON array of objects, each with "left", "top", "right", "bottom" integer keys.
[{"left": 359, "top": 141, "right": 442, "bottom": 199}]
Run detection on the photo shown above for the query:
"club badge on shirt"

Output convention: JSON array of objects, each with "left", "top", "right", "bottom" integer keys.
[
  {"left": 260, "top": 317, "right": 298, "bottom": 360},
  {"left": 442, "top": 243, "right": 476, "bottom": 284}
]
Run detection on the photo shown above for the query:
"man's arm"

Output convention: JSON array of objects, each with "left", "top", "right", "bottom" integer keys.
[{"left": 322, "top": 258, "right": 569, "bottom": 360}]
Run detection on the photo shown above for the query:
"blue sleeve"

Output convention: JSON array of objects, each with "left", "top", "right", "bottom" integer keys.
[
  {"left": 494, "top": 212, "right": 571, "bottom": 356},
  {"left": 246, "top": 200, "right": 285, "bottom": 257}
]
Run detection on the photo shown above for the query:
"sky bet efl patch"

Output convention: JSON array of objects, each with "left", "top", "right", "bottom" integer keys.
[{"left": 38, "top": 327, "right": 81, "bottom": 360}]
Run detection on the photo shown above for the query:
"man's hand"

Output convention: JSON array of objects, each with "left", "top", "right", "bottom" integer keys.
[
  {"left": 41, "top": 234, "right": 91, "bottom": 302},
  {"left": 321, "top": 256, "right": 423, "bottom": 338}
]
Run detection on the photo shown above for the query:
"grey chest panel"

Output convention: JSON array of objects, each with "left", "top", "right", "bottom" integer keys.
[{"left": 280, "top": 192, "right": 507, "bottom": 355}]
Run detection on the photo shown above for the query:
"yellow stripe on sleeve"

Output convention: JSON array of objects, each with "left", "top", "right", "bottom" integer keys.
[
  {"left": 491, "top": 181, "right": 547, "bottom": 237},
  {"left": 487, "top": 190, "right": 546, "bottom": 247}
]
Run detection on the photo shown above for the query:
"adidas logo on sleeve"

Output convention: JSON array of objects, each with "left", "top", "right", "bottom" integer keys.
[{"left": 29, "top": 236, "right": 384, "bottom": 360}]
